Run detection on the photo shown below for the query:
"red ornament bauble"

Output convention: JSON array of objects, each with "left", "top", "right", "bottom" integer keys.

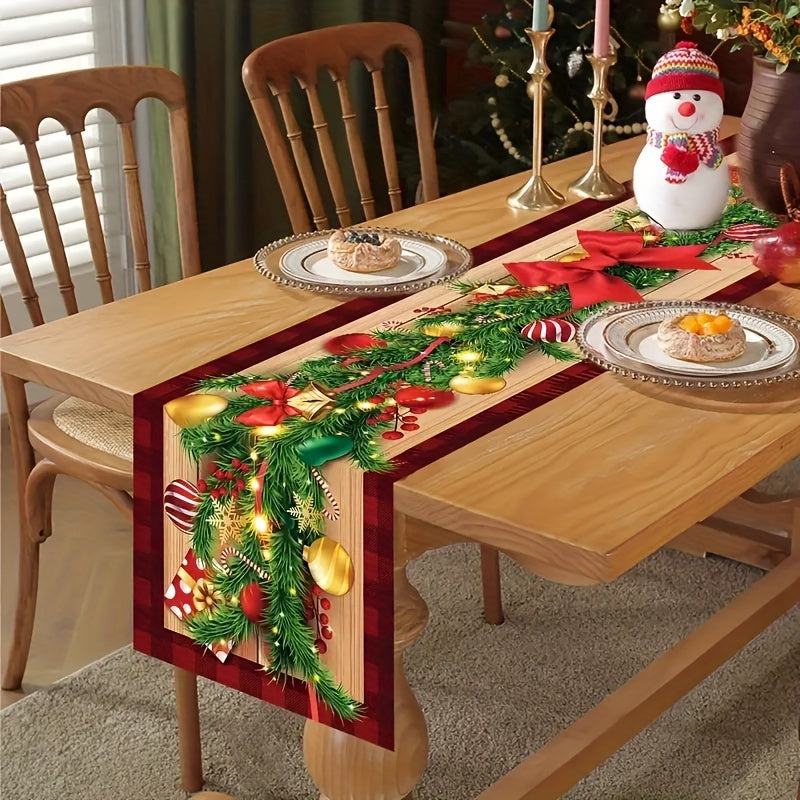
[
  {"left": 752, "top": 221, "right": 800, "bottom": 284},
  {"left": 320, "top": 597, "right": 331, "bottom": 610},
  {"left": 239, "top": 582, "right": 266, "bottom": 623},
  {"left": 325, "top": 333, "right": 388, "bottom": 355},
  {"left": 394, "top": 385, "right": 455, "bottom": 409},
  {"left": 163, "top": 479, "right": 201, "bottom": 533},
  {"left": 321, "top": 626, "right": 333, "bottom": 640},
  {"left": 315, "top": 638, "right": 327, "bottom": 654},
  {"left": 521, "top": 318, "right": 577, "bottom": 343}
]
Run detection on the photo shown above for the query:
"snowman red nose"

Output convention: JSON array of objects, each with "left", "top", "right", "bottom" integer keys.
[{"left": 678, "top": 101, "right": 696, "bottom": 117}]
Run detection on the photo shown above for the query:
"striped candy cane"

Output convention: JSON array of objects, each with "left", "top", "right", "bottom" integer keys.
[
  {"left": 310, "top": 466, "right": 340, "bottom": 521},
  {"left": 218, "top": 546, "right": 270, "bottom": 581}
]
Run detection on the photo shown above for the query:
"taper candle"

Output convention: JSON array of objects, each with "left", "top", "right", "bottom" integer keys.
[
  {"left": 532, "top": 0, "right": 549, "bottom": 31},
  {"left": 593, "top": 0, "right": 610, "bottom": 56}
]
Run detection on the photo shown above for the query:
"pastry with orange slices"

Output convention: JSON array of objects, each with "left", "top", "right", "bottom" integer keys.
[{"left": 657, "top": 311, "right": 746, "bottom": 362}]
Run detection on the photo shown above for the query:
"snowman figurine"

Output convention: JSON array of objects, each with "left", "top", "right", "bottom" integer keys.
[{"left": 633, "top": 42, "right": 729, "bottom": 231}]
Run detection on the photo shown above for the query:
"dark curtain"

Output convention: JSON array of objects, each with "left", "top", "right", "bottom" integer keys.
[{"left": 145, "top": 0, "right": 448, "bottom": 279}]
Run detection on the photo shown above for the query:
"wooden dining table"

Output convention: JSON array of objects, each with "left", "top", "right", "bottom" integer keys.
[{"left": 3, "top": 116, "right": 799, "bottom": 800}]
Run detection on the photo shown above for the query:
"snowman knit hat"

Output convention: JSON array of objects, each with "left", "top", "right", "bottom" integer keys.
[{"left": 645, "top": 41, "right": 724, "bottom": 100}]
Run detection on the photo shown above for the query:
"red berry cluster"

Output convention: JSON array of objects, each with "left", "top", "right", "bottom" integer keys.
[
  {"left": 304, "top": 584, "right": 334, "bottom": 654},
  {"left": 363, "top": 394, "right": 423, "bottom": 441},
  {"left": 197, "top": 457, "right": 251, "bottom": 501}
]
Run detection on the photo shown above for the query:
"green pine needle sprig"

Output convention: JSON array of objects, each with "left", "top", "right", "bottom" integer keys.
[{"left": 187, "top": 603, "right": 254, "bottom": 646}]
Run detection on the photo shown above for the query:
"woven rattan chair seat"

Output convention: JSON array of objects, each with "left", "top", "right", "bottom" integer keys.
[{"left": 52, "top": 396, "right": 133, "bottom": 462}]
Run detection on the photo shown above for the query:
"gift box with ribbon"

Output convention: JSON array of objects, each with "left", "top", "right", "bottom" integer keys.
[{"left": 164, "top": 548, "right": 233, "bottom": 662}]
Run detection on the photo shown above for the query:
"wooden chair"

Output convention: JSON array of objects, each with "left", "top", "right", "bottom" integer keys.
[
  {"left": 242, "top": 22, "right": 504, "bottom": 623},
  {"left": 241, "top": 21, "right": 439, "bottom": 234},
  {"left": 0, "top": 65, "right": 204, "bottom": 790}
]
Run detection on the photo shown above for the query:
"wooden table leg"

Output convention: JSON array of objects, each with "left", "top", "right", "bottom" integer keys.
[
  {"left": 175, "top": 667, "right": 204, "bottom": 793},
  {"left": 1, "top": 374, "right": 38, "bottom": 691},
  {"left": 303, "top": 512, "right": 429, "bottom": 800}
]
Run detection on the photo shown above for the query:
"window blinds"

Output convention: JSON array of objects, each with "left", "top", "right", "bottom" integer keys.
[{"left": 0, "top": 0, "right": 122, "bottom": 288}]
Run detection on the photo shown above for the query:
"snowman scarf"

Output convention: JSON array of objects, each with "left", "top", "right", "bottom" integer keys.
[{"left": 646, "top": 128, "right": 724, "bottom": 184}]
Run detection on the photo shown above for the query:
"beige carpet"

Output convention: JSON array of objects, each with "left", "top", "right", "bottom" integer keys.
[{"left": 1, "top": 546, "right": 798, "bottom": 800}]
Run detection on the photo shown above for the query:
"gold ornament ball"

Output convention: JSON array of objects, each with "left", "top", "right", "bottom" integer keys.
[
  {"left": 303, "top": 537, "right": 354, "bottom": 596},
  {"left": 164, "top": 394, "right": 228, "bottom": 428},
  {"left": 527, "top": 78, "right": 551, "bottom": 101},
  {"left": 420, "top": 320, "right": 465, "bottom": 338},
  {"left": 449, "top": 374, "right": 507, "bottom": 395},
  {"left": 657, "top": 8, "right": 681, "bottom": 31}
]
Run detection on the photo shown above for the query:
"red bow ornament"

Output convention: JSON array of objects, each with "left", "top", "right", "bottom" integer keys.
[
  {"left": 235, "top": 379, "right": 303, "bottom": 427},
  {"left": 504, "top": 230, "right": 715, "bottom": 309}
]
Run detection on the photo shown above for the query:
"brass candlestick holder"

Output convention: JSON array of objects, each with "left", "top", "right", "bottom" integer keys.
[
  {"left": 507, "top": 28, "right": 564, "bottom": 211},
  {"left": 568, "top": 50, "right": 626, "bottom": 200}
]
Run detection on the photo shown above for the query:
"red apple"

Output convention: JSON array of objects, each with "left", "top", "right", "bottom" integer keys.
[{"left": 752, "top": 221, "right": 800, "bottom": 285}]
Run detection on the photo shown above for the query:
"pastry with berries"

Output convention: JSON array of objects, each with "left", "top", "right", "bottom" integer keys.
[{"left": 327, "top": 229, "right": 402, "bottom": 273}]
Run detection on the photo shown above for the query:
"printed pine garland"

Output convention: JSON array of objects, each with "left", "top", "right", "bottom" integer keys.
[{"left": 171, "top": 196, "right": 777, "bottom": 720}]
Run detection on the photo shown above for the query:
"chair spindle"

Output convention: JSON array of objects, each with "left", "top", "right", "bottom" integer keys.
[
  {"left": 276, "top": 92, "right": 328, "bottom": 230},
  {"left": 306, "top": 84, "right": 351, "bottom": 228},
  {"left": 70, "top": 131, "right": 114, "bottom": 303},
  {"left": 1, "top": 184, "right": 45, "bottom": 327},
  {"left": 119, "top": 121, "right": 151, "bottom": 292},
  {"left": 336, "top": 77, "right": 376, "bottom": 221},
  {"left": 371, "top": 70, "right": 402, "bottom": 212},
  {"left": 24, "top": 142, "right": 79, "bottom": 316}
]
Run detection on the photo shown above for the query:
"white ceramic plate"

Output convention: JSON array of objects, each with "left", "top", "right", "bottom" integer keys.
[
  {"left": 601, "top": 306, "right": 798, "bottom": 376},
  {"left": 279, "top": 236, "right": 447, "bottom": 287},
  {"left": 576, "top": 300, "right": 800, "bottom": 388},
  {"left": 254, "top": 227, "right": 472, "bottom": 296}
]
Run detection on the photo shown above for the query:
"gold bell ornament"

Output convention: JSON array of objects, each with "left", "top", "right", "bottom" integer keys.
[{"left": 286, "top": 381, "right": 337, "bottom": 421}]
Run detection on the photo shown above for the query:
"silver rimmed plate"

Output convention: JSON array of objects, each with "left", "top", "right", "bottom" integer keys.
[
  {"left": 601, "top": 306, "right": 798, "bottom": 377},
  {"left": 577, "top": 300, "right": 800, "bottom": 388},
  {"left": 254, "top": 227, "right": 472, "bottom": 296}
]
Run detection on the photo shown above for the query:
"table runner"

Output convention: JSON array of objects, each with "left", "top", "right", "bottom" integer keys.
[{"left": 133, "top": 182, "right": 774, "bottom": 751}]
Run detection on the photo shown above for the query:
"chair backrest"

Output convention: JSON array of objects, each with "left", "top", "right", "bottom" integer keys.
[
  {"left": 242, "top": 21, "right": 439, "bottom": 234},
  {"left": 1, "top": 65, "right": 201, "bottom": 329}
]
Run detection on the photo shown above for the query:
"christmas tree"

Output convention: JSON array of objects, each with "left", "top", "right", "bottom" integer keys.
[{"left": 433, "top": 0, "right": 663, "bottom": 195}]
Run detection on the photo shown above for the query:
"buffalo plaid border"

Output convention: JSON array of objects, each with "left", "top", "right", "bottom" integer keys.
[{"left": 135, "top": 143, "right": 764, "bottom": 751}]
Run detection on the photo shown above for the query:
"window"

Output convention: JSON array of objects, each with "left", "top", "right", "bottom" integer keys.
[{"left": 0, "top": 0, "right": 130, "bottom": 326}]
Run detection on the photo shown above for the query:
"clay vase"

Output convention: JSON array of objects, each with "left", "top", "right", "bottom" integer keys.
[{"left": 737, "top": 57, "right": 800, "bottom": 214}]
